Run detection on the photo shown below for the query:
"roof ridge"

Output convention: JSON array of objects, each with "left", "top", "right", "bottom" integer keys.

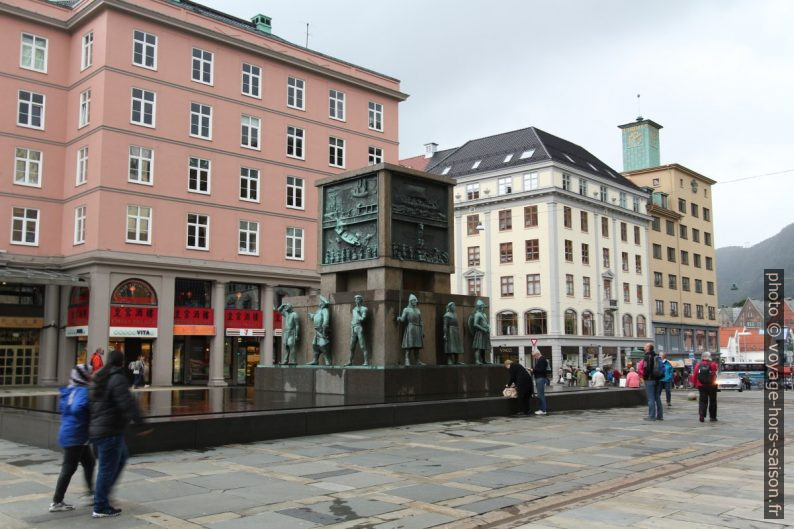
[
  {"left": 529, "top": 127, "right": 553, "bottom": 160},
  {"left": 426, "top": 142, "right": 467, "bottom": 171}
]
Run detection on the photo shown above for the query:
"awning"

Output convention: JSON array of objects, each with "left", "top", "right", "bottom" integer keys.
[{"left": 0, "top": 267, "right": 88, "bottom": 286}]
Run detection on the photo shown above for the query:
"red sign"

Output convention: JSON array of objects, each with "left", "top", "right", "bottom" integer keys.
[
  {"left": 109, "top": 306, "right": 158, "bottom": 327},
  {"left": 531, "top": 338, "right": 538, "bottom": 346},
  {"left": 67, "top": 305, "right": 89, "bottom": 326},
  {"left": 224, "top": 309, "right": 263, "bottom": 329},
  {"left": 174, "top": 307, "right": 213, "bottom": 325},
  {"left": 273, "top": 310, "right": 283, "bottom": 330}
]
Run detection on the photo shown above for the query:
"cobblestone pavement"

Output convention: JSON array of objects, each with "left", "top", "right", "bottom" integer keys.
[{"left": 0, "top": 390, "right": 791, "bottom": 528}]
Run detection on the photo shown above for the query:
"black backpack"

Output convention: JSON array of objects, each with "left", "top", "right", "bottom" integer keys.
[
  {"left": 697, "top": 362, "right": 713, "bottom": 385},
  {"left": 650, "top": 356, "right": 665, "bottom": 380}
]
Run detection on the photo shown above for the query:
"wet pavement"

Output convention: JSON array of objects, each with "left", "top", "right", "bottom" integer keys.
[{"left": 0, "top": 390, "right": 792, "bottom": 528}]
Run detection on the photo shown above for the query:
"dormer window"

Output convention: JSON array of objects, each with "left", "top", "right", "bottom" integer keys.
[
  {"left": 564, "top": 154, "right": 575, "bottom": 163},
  {"left": 441, "top": 166, "right": 451, "bottom": 175},
  {"left": 588, "top": 162, "right": 599, "bottom": 172},
  {"left": 472, "top": 160, "right": 481, "bottom": 169},
  {"left": 520, "top": 149, "right": 535, "bottom": 159},
  {"left": 503, "top": 154, "right": 513, "bottom": 163}
]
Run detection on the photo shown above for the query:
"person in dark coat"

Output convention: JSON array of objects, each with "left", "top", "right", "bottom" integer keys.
[
  {"left": 89, "top": 350, "right": 144, "bottom": 518},
  {"left": 505, "top": 359, "right": 534, "bottom": 415}
]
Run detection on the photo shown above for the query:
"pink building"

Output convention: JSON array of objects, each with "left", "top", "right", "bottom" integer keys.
[{"left": 0, "top": 0, "right": 406, "bottom": 386}]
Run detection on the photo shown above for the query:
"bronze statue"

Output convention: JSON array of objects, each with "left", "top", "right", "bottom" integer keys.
[
  {"left": 469, "top": 299, "right": 490, "bottom": 365},
  {"left": 443, "top": 301, "right": 464, "bottom": 365},
  {"left": 278, "top": 303, "right": 300, "bottom": 365},
  {"left": 307, "top": 296, "right": 331, "bottom": 365},
  {"left": 397, "top": 293, "right": 424, "bottom": 366},
  {"left": 346, "top": 294, "right": 370, "bottom": 366}
]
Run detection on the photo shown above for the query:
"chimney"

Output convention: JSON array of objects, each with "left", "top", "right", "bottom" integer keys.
[
  {"left": 251, "top": 14, "right": 272, "bottom": 34},
  {"left": 424, "top": 142, "right": 438, "bottom": 159}
]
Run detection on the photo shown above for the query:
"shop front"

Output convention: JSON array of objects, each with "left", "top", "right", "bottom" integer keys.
[
  {"left": 172, "top": 279, "right": 214, "bottom": 385},
  {"left": 0, "top": 284, "right": 44, "bottom": 386},
  {"left": 109, "top": 279, "right": 158, "bottom": 385},
  {"left": 65, "top": 287, "right": 89, "bottom": 365},
  {"left": 224, "top": 283, "right": 263, "bottom": 385}
]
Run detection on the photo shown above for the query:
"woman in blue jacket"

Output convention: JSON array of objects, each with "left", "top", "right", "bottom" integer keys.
[{"left": 50, "top": 364, "right": 95, "bottom": 512}]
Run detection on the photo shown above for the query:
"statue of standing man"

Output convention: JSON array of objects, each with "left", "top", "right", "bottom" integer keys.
[
  {"left": 347, "top": 294, "right": 370, "bottom": 366},
  {"left": 279, "top": 303, "right": 300, "bottom": 365},
  {"left": 443, "top": 302, "right": 464, "bottom": 365},
  {"left": 397, "top": 294, "right": 424, "bottom": 366},
  {"left": 307, "top": 296, "right": 331, "bottom": 365},
  {"left": 469, "top": 299, "right": 491, "bottom": 365}
]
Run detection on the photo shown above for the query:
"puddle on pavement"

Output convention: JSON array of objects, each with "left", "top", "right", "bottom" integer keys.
[{"left": 7, "top": 458, "right": 55, "bottom": 466}]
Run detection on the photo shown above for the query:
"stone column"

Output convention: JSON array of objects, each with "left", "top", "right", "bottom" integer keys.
[
  {"left": 56, "top": 285, "right": 72, "bottom": 384},
  {"left": 38, "top": 284, "right": 60, "bottom": 385},
  {"left": 87, "top": 269, "right": 111, "bottom": 365},
  {"left": 578, "top": 346, "right": 584, "bottom": 368},
  {"left": 616, "top": 347, "right": 624, "bottom": 371},
  {"left": 597, "top": 345, "right": 604, "bottom": 368},
  {"left": 208, "top": 281, "right": 228, "bottom": 387},
  {"left": 262, "top": 285, "right": 274, "bottom": 366},
  {"left": 153, "top": 273, "right": 175, "bottom": 386},
  {"left": 551, "top": 343, "right": 561, "bottom": 375}
]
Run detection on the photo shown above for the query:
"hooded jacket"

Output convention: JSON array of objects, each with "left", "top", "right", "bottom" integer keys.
[
  {"left": 58, "top": 385, "right": 91, "bottom": 447},
  {"left": 89, "top": 364, "right": 142, "bottom": 439}
]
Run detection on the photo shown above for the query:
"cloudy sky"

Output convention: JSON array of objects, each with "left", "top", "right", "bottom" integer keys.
[{"left": 203, "top": 0, "right": 794, "bottom": 249}]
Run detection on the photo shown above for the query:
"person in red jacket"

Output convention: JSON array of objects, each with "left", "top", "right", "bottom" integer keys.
[
  {"left": 90, "top": 348, "right": 104, "bottom": 373},
  {"left": 691, "top": 351, "right": 719, "bottom": 422}
]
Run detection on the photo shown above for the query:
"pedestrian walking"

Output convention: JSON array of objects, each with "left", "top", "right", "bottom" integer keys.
[
  {"left": 531, "top": 351, "right": 549, "bottom": 415},
  {"left": 89, "top": 350, "right": 146, "bottom": 518},
  {"left": 673, "top": 371, "right": 682, "bottom": 389},
  {"left": 504, "top": 359, "right": 534, "bottom": 416},
  {"left": 50, "top": 364, "right": 95, "bottom": 512},
  {"left": 576, "top": 368, "right": 588, "bottom": 387},
  {"left": 592, "top": 367, "right": 606, "bottom": 387},
  {"left": 626, "top": 367, "right": 640, "bottom": 387},
  {"left": 90, "top": 348, "right": 104, "bottom": 373},
  {"left": 641, "top": 342, "right": 664, "bottom": 421},
  {"left": 128, "top": 355, "right": 144, "bottom": 389},
  {"left": 692, "top": 352, "right": 719, "bottom": 422},
  {"left": 659, "top": 352, "right": 673, "bottom": 406}
]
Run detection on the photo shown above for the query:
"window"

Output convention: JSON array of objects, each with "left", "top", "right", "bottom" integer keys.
[
  {"left": 466, "top": 183, "right": 480, "bottom": 200},
  {"left": 604, "top": 279, "right": 612, "bottom": 300},
  {"left": 190, "top": 47, "right": 213, "bottom": 84},
  {"left": 707, "top": 281, "right": 715, "bottom": 295},
  {"left": 579, "top": 178, "right": 588, "bottom": 196},
  {"left": 498, "top": 177, "right": 512, "bottom": 195},
  {"left": 682, "top": 277, "right": 690, "bottom": 291},
  {"left": 286, "top": 227, "right": 304, "bottom": 260},
  {"left": 566, "top": 275, "right": 574, "bottom": 296},
  {"left": 17, "top": 90, "right": 45, "bottom": 129},
  {"left": 601, "top": 217, "right": 609, "bottom": 237},
  {"left": 623, "top": 314, "right": 633, "bottom": 337},
  {"left": 471, "top": 160, "right": 481, "bottom": 170},
  {"left": 329, "top": 89, "right": 345, "bottom": 120},
  {"left": 602, "top": 248, "right": 610, "bottom": 268},
  {"left": 132, "top": 30, "right": 157, "bottom": 69},
  {"left": 126, "top": 205, "right": 151, "bottom": 244},
  {"left": 695, "top": 279, "right": 703, "bottom": 294},
  {"left": 239, "top": 167, "right": 259, "bottom": 202},
  {"left": 681, "top": 250, "right": 689, "bottom": 265},
  {"left": 76, "top": 146, "right": 88, "bottom": 185},
  {"left": 654, "top": 272, "right": 662, "bottom": 287},
  {"left": 527, "top": 274, "right": 541, "bottom": 295},
  {"left": 467, "top": 277, "right": 482, "bottom": 296},
  {"left": 241, "top": 63, "right": 261, "bottom": 98},
  {"left": 11, "top": 207, "right": 39, "bottom": 245},
  {"left": 78, "top": 89, "right": 91, "bottom": 128},
  {"left": 128, "top": 146, "right": 153, "bottom": 185},
  {"left": 500, "top": 276, "right": 514, "bottom": 297},
  {"left": 368, "top": 146, "right": 383, "bottom": 165},
  {"left": 520, "top": 149, "right": 535, "bottom": 159},
  {"left": 599, "top": 185, "right": 607, "bottom": 202},
  {"left": 704, "top": 232, "right": 712, "bottom": 246},
  {"left": 131, "top": 88, "right": 155, "bottom": 127},
  {"left": 523, "top": 172, "right": 538, "bottom": 191},
  {"left": 693, "top": 253, "right": 701, "bottom": 268},
  {"left": 562, "top": 173, "right": 571, "bottom": 191},
  {"left": 81, "top": 32, "right": 93, "bottom": 70},
  {"left": 655, "top": 300, "right": 664, "bottom": 315},
  {"left": 692, "top": 228, "right": 700, "bottom": 243},
  {"left": 581, "top": 243, "right": 589, "bottom": 265},
  {"left": 665, "top": 220, "right": 674, "bottom": 236},
  {"left": 652, "top": 243, "right": 662, "bottom": 259},
  {"left": 190, "top": 102, "right": 211, "bottom": 139},
  {"left": 564, "top": 309, "right": 577, "bottom": 334},
  {"left": 498, "top": 209, "right": 512, "bottom": 231},
  {"left": 703, "top": 207, "right": 710, "bottom": 221},
  {"left": 582, "top": 310, "right": 594, "bottom": 335},
  {"left": 74, "top": 206, "right": 86, "bottom": 245},
  {"left": 683, "top": 303, "right": 692, "bottom": 318},
  {"left": 497, "top": 312, "right": 518, "bottom": 335},
  {"left": 239, "top": 220, "right": 259, "bottom": 255},
  {"left": 329, "top": 137, "right": 345, "bottom": 167},
  {"left": 503, "top": 154, "right": 513, "bottom": 163},
  {"left": 651, "top": 216, "right": 660, "bottom": 231},
  {"left": 188, "top": 157, "right": 210, "bottom": 194},
  {"left": 583, "top": 277, "right": 591, "bottom": 298},
  {"left": 619, "top": 192, "right": 627, "bottom": 209},
  {"left": 287, "top": 77, "right": 305, "bottom": 109},
  {"left": 368, "top": 101, "right": 383, "bottom": 131},
  {"left": 286, "top": 176, "right": 304, "bottom": 209},
  {"left": 499, "top": 242, "right": 513, "bottom": 263},
  {"left": 636, "top": 285, "right": 643, "bottom": 304},
  {"left": 678, "top": 198, "right": 686, "bottom": 213},
  {"left": 526, "top": 239, "right": 539, "bottom": 261},
  {"left": 286, "top": 126, "right": 304, "bottom": 158},
  {"left": 441, "top": 167, "right": 451, "bottom": 175},
  {"left": 526, "top": 310, "right": 548, "bottom": 334},
  {"left": 21, "top": 33, "right": 48, "bottom": 72},
  {"left": 621, "top": 222, "right": 627, "bottom": 241},
  {"left": 241, "top": 115, "right": 260, "bottom": 149},
  {"left": 564, "top": 240, "right": 573, "bottom": 262},
  {"left": 524, "top": 205, "right": 538, "bottom": 227},
  {"left": 637, "top": 315, "right": 647, "bottom": 337},
  {"left": 635, "top": 255, "right": 642, "bottom": 274},
  {"left": 14, "top": 148, "right": 42, "bottom": 187},
  {"left": 633, "top": 196, "right": 641, "bottom": 212},
  {"left": 467, "top": 214, "right": 480, "bottom": 235},
  {"left": 467, "top": 246, "right": 480, "bottom": 266},
  {"left": 621, "top": 252, "right": 629, "bottom": 272},
  {"left": 680, "top": 224, "right": 688, "bottom": 239},
  {"left": 706, "top": 256, "right": 713, "bottom": 270},
  {"left": 186, "top": 213, "right": 209, "bottom": 250},
  {"left": 691, "top": 203, "right": 699, "bottom": 218},
  {"left": 604, "top": 312, "right": 614, "bottom": 336},
  {"left": 563, "top": 206, "right": 572, "bottom": 228},
  {"left": 652, "top": 178, "right": 660, "bottom": 186},
  {"left": 667, "top": 247, "right": 676, "bottom": 262},
  {"left": 580, "top": 211, "right": 588, "bottom": 232},
  {"left": 696, "top": 305, "right": 704, "bottom": 319},
  {"left": 668, "top": 274, "right": 677, "bottom": 290}
]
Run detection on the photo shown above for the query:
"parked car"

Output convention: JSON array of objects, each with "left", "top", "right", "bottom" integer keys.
[{"left": 716, "top": 372, "right": 743, "bottom": 391}]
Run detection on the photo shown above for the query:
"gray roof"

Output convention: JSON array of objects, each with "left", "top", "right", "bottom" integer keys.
[
  {"left": 0, "top": 267, "right": 87, "bottom": 286},
  {"left": 425, "top": 126, "right": 641, "bottom": 191},
  {"left": 749, "top": 299, "right": 764, "bottom": 315}
]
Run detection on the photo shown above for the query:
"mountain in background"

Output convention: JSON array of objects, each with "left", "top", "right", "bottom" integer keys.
[{"left": 716, "top": 223, "right": 794, "bottom": 306}]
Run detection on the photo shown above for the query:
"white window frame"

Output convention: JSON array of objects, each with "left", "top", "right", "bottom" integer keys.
[
  {"left": 132, "top": 30, "right": 157, "bottom": 70},
  {"left": 81, "top": 31, "right": 93, "bottom": 70},
  {"left": 562, "top": 173, "right": 571, "bottom": 191},
  {"left": 130, "top": 88, "right": 155, "bottom": 127},
  {"left": 74, "top": 205, "right": 86, "bottom": 245},
  {"left": 368, "top": 146, "right": 383, "bottom": 165},
  {"left": 79, "top": 89, "right": 91, "bottom": 128},
  {"left": 287, "top": 126, "right": 305, "bottom": 159},
  {"left": 10, "top": 207, "right": 39, "bottom": 246},
  {"left": 239, "top": 167, "right": 259, "bottom": 203},
  {"left": 286, "top": 176, "right": 304, "bottom": 210},
  {"left": 466, "top": 183, "right": 480, "bottom": 200},
  {"left": 186, "top": 213, "right": 209, "bottom": 251},
  {"left": 14, "top": 147, "right": 42, "bottom": 188},
  {"left": 329, "top": 137, "right": 345, "bottom": 168},
  {"left": 368, "top": 101, "right": 384, "bottom": 132},
  {"left": 238, "top": 220, "right": 259, "bottom": 256},
  {"left": 498, "top": 176, "right": 512, "bottom": 195},
  {"left": 17, "top": 90, "right": 45, "bottom": 130},
  {"left": 126, "top": 205, "right": 151, "bottom": 245},
  {"left": 76, "top": 146, "right": 88, "bottom": 186},
  {"left": 329, "top": 89, "right": 345, "bottom": 121},
  {"left": 287, "top": 76, "right": 305, "bottom": 110},
  {"left": 241, "top": 62, "right": 261, "bottom": 98},
  {"left": 20, "top": 33, "right": 47, "bottom": 73},
  {"left": 188, "top": 156, "right": 211, "bottom": 194},
  {"left": 241, "top": 114, "right": 261, "bottom": 150},
  {"left": 520, "top": 149, "right": 535, "bottom": 159},
  {"left": 128, "top": 145, "right": 154, "bottom": 185},
  {"left": 286, "top": 226, "right": 304, "bottom": 260},
  {"left": 189, "top": 102, "right": 212, "bottom": 139},
  {"left": 523, "top": 172, "right": 538, "bottom": 191},
  {"left": 191, "top": 47, "right": 213, "bottom": 85}
]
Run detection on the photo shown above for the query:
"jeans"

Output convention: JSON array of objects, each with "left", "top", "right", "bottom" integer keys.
[
  {"left": 536, "top": 377, "right": 548, "bottom": 412},
  {"left": 645, "top": 380, "right": 663, "bottom": 419},
  {"left": 53, "top": 444, "right": 95, "bottom": 503},
  {"left": 133, "top": 373, "right": 144, "bottom": 388},
  {"left": 662, "top": 380, "right": 672, "bottom": 404},
  {"left": 92, "top": 435, "right": 128, "bottom": 512},
  {"left": 699, "top": 386, "right": 718, "bottom": 419}
]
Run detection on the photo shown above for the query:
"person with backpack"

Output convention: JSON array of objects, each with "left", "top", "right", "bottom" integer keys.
[
  {"left": 659, "top": 352, "right": 674, "bottom": 407},
  {"left": 692, "top": 351, "right": 719, "bottom": 422},
  {"left": 641, "top": 342, "right": 664, "bottom": 421}
]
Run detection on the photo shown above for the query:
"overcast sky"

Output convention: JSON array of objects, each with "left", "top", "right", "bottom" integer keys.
[{"left": 203, "top": 0, "right": 794, "bottom": 249}]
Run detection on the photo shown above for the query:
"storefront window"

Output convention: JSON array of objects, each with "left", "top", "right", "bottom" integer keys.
[
  {"left": 525, "top": 310, "right": 547, "bottom": 334},
  {"left": 175, "top": 278, "right": 211, "bottom": 308},
  {"left": 707, "top": 330, "right": 718, "bottom": 352},
  {"left": 0, "top": 284, "right": 44, "bottom": 308},
  {"left": 696, "top": 330, "right": 706, "bottom": 353},
  {"left": 497, "top": 311, "right": 517, "bottom": 335},
  {"left": 226, "top": 283, "right": 260, "bottom": 309},
  {"left": 684, "top": 330, "right": 694, "bottom": 352},
  {"left": 69, "top": 287, "right": 89, "bottom": 306},
  {"left": 111, "top": 279, "right": 156, "bottom": 305}
]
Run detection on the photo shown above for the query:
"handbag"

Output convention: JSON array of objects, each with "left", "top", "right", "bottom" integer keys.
[{"left": 503, "top": 386, "right": 518, "bottom": 399}]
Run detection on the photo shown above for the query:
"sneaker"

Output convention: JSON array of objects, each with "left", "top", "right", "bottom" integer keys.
[
  {"left": 709, "top": 418, "right": 718, "bottom": 422},
  {"left": 534, "top": 410, "right": 547, "bottom": 415},
  {"left": 92, "top": 507, "right": 122, "bottom": 518},
  {"left": 699, "top": 416, "right": 705, "bottom": 423},
  {"left": 49, "top": 502, "right": 74, "bottom": 512}
]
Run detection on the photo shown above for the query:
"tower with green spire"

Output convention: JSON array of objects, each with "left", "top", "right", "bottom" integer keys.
[{"left": 618, "top": 117, "right": 663, "bottom": 172}]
